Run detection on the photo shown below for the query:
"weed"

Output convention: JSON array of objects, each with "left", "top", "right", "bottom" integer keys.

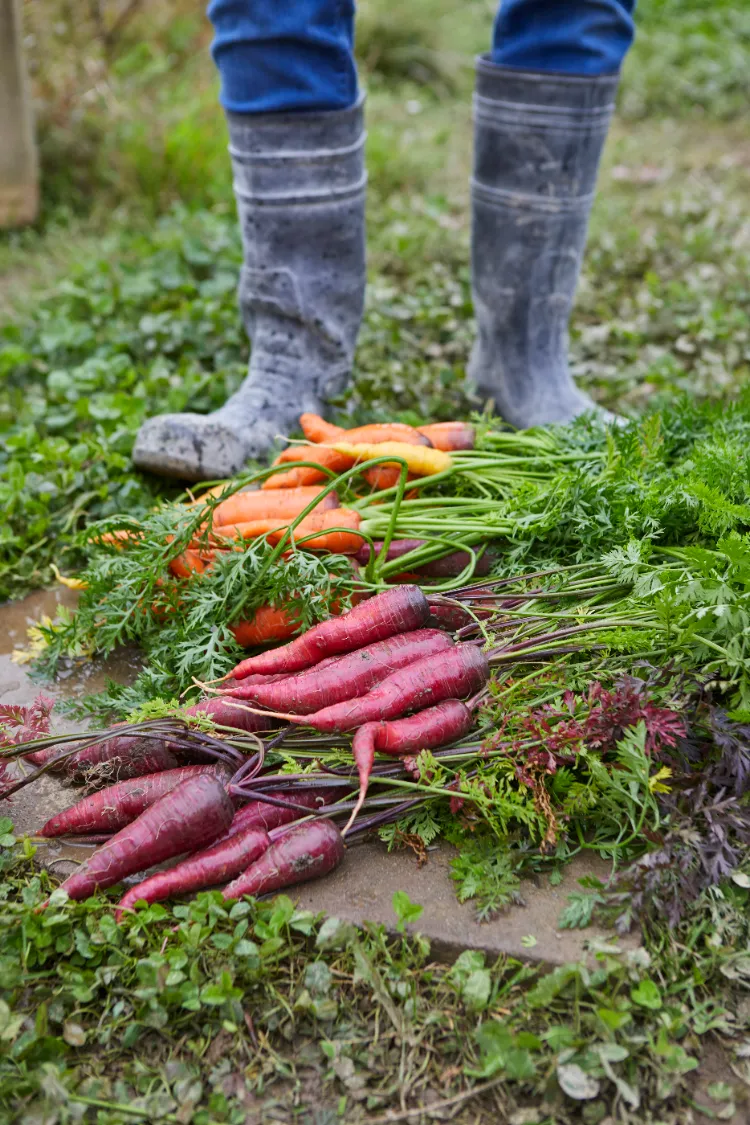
[{"left": 0, "top": 829, "right": 747, "bottom": 1122}]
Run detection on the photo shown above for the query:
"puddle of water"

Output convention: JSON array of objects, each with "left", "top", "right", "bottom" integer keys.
[
  {"left": 1, "top": 587, "right": 141, "bottom": 842},
  {"left": 0, "top": 586, "right": 140, "bottom": 710}
]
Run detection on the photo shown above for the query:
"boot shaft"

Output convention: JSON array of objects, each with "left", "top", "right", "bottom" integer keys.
[
  {"left": 473, "top": 57, "right": 618, "bottom": 205},
  {"left": 469, "top": 58, "right": 618, "bottom": 427},
  {"left": 227, "top": 100, "right": 366, "bottom": 399}
]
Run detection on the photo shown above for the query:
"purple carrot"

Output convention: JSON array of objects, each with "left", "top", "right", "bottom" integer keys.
[
  {"left": 356, "top": 540, "right": 492, "bottom": 578},
  {"left": 225, "top": 629, "right": 453, "bottom": 714},
  {"left": 225, "top": 786, "right": 349, "bottom": 837},
  {"left": 24, "top": 735, "right": 178, "bottom": 780},
  {"left": 185, "top": 696, "right": 276, "bottom": 734},
  {"left": 222, "top": 818, "right": 344, "bottom": 900},
  {"left": 266, "top": 644, "right": 489, "bottom": 733},
  {"left": 58, "top": 773, "right": 234, "bottom": 901},
  {"left": 39, "top": 763, "right": 231, "bottom": 838},
  {"left": 230, "top": 585, "right": 430, "bottom": 679},
  {"left": 115, "top": 825, "right": 271, "bottom": 921}
]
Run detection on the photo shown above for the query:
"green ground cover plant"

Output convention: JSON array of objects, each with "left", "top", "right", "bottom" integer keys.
[
  {"left": 1, "top": 825, "right": 749, "bottom": 1124},
  {"left": 3, "top": 0, "right": 750, "bottom": 1120}
]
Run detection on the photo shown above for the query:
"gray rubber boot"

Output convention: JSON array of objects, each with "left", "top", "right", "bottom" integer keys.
[
  {"left": 132, "top": 100, "right": 367, "bottom": 480},
  {"left": 468, "top": 58, "right": 618, "bottom": 428}
]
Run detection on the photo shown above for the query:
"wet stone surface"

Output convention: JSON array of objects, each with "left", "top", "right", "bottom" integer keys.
[{"left": 1, "top": 588, "right": 639, "bottom": 965}]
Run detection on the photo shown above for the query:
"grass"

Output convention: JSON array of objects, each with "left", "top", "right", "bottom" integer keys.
[
  {"left": 2, "top": 0, "right": 750, "bottom": 1120},
  {"left": 2, "top": 826, "right": 749, "bottom": 1124}
]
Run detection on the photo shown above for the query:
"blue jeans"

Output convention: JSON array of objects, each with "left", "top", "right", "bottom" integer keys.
[{"left": 208, "top": 0, "right": 637, "bottom": 115}]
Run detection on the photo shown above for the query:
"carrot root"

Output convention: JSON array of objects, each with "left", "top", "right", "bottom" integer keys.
[
  {"left": 115, "top": 825, "right": 271, "bottom": 921},
  {"left": 230, "top": 585, "right": 429, "bottom": 679},
  {"left": 222, "top": 818, "right": 344, "bottom": 900},
  {"left": 58, "top": 773, "right": 234, "bottom": 900}
]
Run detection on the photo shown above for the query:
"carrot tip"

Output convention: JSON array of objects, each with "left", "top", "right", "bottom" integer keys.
[{"left": 341, "top": 799, "right": 365, "bottom": 838}]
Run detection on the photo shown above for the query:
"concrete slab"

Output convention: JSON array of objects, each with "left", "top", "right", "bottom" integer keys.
[
  {"left": 293, "top": 841, "right": 637, "bottom": 965},
  {"left": 2, "top": 589, "right": 639, "bottom": 966}
]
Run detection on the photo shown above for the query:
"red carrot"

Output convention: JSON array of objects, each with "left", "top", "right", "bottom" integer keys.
[
  {"left": 355, "top": 540, "right": 492, "bottom": 578},
  {"left": 24, "top": 736, "right": 177, "bottom": 780},
  {"left": 279, "top": 644, "right": 489, "bottom": 733},
  {"left": 231, "top": 585, "right": 430, "bottom": 679},
  {"left": 343, "top": 700, "right": 474, "bottom": 833},
  {"left": 115, "top": 825, "right": 271, "bottom": 920},
  {"left": 185, "top": 696, "right": 276, "bottom": 735},
  {"left": 222, "top": 818, "right": 344, "bottom": 900},
  {"left": 367, "top": 699, "right": 474, "bottom": 755},
  {"left": 427, "top": 604, "right": 476, "bottom": 631},
  {"left": 58, "top": 773, "right": 234, "bottom": 901},
  {"left": 39, "top": 763, "right": 232, "bottom": 838},
  {"left": 226, "top": 787, "right": 343, "bottom": 836},
  {"left": 225, "top": 629, "right": 453, "bottom": 714}
]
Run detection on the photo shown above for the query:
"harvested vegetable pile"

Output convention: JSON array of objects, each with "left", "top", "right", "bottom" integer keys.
[{"left": 5, "top": 396, "right": 750, "bottom": 924}]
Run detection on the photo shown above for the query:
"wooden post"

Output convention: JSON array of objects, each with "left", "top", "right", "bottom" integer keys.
[{"left": 0, "top": 0, "right": 39, "bottom": 227}]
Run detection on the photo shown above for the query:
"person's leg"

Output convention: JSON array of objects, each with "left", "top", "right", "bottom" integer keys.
[
  {"left": 209, "top": 0, "right": 358, "bottom": 113},
  {"left": 133, "top": 1, "right": 366, "bottom": 480},
  {"left": 469, "top": 1, "right": 636, "bottom": 427}
]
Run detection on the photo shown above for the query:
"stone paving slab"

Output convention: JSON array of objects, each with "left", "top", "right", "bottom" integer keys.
[
  {"left": 2, "top": 589, "right": 639, "bottom": 966},
  {"left": 293, "top": 841, "right": 637, "bottom": 965}
]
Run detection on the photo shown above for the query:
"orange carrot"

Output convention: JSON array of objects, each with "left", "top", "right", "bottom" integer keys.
[
  {"left": 230, "top": 594, "right": 360, "bottom": 648},
  {"left": 216, "top": 508, "right": 363, "bottom": 554},
  {"left": 168, "top": 549, "right": 206, "bottom": 579},
  {"left": 300, "top": 413, "right": 344, "bottom": 443},
  {"left": 340, "top": 423, "right": 430, "bottom": 447},
  {"left": 213, "top": 486, "right": 338, "bottom": 528},
  {"left": 417, "top": 422, "right": 475, "bottom": 451},
  {"left": 99, "top": 529, "right": 141, "bottom": 548},
  {"left": 267, "top": 510, "right": 362, "bottom": 553},
  {"left": 262, "top": 446, "right": 352, "bottom": 489},
  {"left": 275, "top": 445, "right": 351, "bottom": 468},
  {"left": 299, "top": 414, "right": 429, "bottom": 447},
  {"left": 261, "top": 466, "right": 325, "bottom": 488},
  {"left": 186, "top": 482, "right": 232, "bottom": 506},
  {"left": 362, "top": 465, "right": 405, "bottom": 491},
  {"left": 231, "top": 605, "right": 303, "bottom": 648}
]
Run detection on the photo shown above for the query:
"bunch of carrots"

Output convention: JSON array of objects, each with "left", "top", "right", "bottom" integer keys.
[
  {"left": 6, "top": 586, "right": 490, "bottom": 914},
  {"left": 151, "top": 414, "right": 479, "bottom": 648},
  {"left": 263, "top": 413, "right": 474, "bottom": 490}
]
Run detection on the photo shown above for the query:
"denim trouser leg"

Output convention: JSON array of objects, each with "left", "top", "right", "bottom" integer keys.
[
  {"left": 207, "top": 1, "right": 637, "bottom": 115},
  {"left": 207, "top": 0, "right": 358, "bottom": 113},
  {"left": 492, "top": 0, "right": 637, "bottom": 75}
]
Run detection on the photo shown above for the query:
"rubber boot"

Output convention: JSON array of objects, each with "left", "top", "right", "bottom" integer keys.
[
  {"left": 469, "top": 57, "right": 617, "bottom": 427},
  {"left": 132, "top": 100, "right": 366, "bottom": 480}
]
